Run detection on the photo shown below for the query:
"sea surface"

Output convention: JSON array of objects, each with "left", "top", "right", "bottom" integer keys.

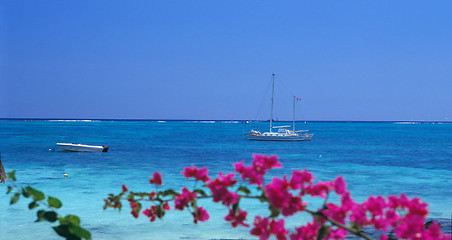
[{"left": 0, "top": 120, "right": 451, "bottom": 239}]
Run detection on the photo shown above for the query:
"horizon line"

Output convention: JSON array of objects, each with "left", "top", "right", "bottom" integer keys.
[{"left": 0, "top": 118, "right": 451, "bottom": 123}]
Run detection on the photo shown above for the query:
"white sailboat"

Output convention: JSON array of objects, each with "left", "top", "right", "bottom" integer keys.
[{"left": 245, "top": 74, "right": 313, "bottom": 141}]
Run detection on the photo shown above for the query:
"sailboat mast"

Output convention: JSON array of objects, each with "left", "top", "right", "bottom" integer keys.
[
  {"left": 270, "top": 73, "right": 275, "bottom": 132},
  {"left": 293, "top": 96, "right": 296, "bottom": 132}
]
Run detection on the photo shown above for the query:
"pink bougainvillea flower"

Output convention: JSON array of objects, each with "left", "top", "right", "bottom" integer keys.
[
  {"left": 142, "top": 206, "right": 157, "bottom": 222},
  {"left": 407, "top": 197, "right": 429, "bottom": 216},
  {"left": 269, "top": 218, "right": 288, "bottom": 240},
  {"left": 207, "top": 173, "right": 239, "bottom": 206},
  {"left": 129, "top": 200, "right": 138, "bottom": 211},
  {"left": 236, "top": 163, "right": 264, "bottom": 186},
  {"left": 149, "top": 172, "right": 163, "bottom": 185},
  {"left": 234, "top": 154, "right": 282, "bottom": 187},
  {"left": 131, "top": 210, "right": 139, "bottom": 218},
  {"left": 340, "top": 191, "right": 355, "bottom": 212},
  {"left": 333, "top": 176, "right": 346, "bottom": 196},
  {"left": 328, "top": 227, "right": 348, "bottom": 240},
  {"left": 224, "top": 209, "right": 249, "bottom": 227},
  {"left": 249, "top": 217, "right": 288, "bottom": 240},
  {"left": 122, "top": 184, "right": 129, "bottom": 192},
  {"left": 290, "top": 219, "right": 319, "bottom": 240},
  {"left": 289, "top": 169, "right": 313, "bottom": 190},
  {"left": 181, "top": 165, "right": 210, "bottom": 182},
  {"left": 264, "top": 176, "right": 304, "bottom": 217},
  {"left": 194, "top": 167, "right": 210, "bottom": 182},
  {"left": 174, "top": 187, "right": 197, "bottom": 210},
  {"left": 379, "top": 234, "right": 389, "bottom": 240},
  {"left": 365, "top": 196, "right": 387, "bottom": 217},
  {"left": 250, "top": 216, "right": 271, "bottom": 240},
  {"left": 182, "top": 166, "right": 197, "bottom": 178},
  {"left": 234, "top": 161, "right": 246, "bottom": 174},
  {"left": 424, "top": 221, "right": 452, "bottom": 240},
  {"left": 281, "top": 196, "right": 306, "bottom": 217},
  {"left": 252, "top": 154, "right": 282, "bottom": 171},
  {"left": 163, "top": 201, "right": 171, "bottom": 210},
  {"left": 218, "top": 172, "right": 238, "bottom": 187},
  {"left": 323, "top": 203, "right": 347, "bottom": 225},
  {"left": 304, "top": 180, "right": 333, "bottom": 199},
  {"left": 129, "top": 200, "right": 140, "bottom": 218},
  {"left": 349, "top": 202, "right": 369, "bottom": 226},
  {"left": 384, "top": 209, "right": 399, "bottom": 227},
  {"left": 149, "top": 191, "right": 156, "bottom": 200},
  {"left": 394, "top": 213, "right": 426, "bottom": 239},
  {"left": 387, "top": 195, "right": 400, "bottom": 209},
  {"left": 264, "top": 177, "right": 291, "bottom": 210},
  {"left": 192, "top": 207, "right": 210, "bottom": 223}
]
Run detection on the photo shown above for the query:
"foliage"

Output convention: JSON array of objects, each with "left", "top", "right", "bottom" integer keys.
[{"left": 5, "top": 170, "right": 92, "bottom": 240}]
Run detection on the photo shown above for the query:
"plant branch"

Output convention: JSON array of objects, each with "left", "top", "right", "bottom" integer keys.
[{"left": 305, "top": 209, "right": 375, "bottom": 240}]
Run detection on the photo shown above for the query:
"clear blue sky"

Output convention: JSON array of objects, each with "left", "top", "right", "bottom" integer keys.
[{"left": 1, "top": 0, "right": 451, "bottom": 121}]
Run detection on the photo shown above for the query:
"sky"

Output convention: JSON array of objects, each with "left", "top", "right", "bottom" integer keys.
[{"left": 1, "top": 0, "right": 451, "bottom": 121}]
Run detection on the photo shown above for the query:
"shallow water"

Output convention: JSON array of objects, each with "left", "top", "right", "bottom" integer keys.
[{"left": 1, "top": 120, "right": 451, "bottom": 239}]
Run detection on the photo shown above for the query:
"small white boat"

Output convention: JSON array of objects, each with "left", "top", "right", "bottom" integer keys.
[{"left": 56, "top": 143, "right": 109, "bottom": 152}]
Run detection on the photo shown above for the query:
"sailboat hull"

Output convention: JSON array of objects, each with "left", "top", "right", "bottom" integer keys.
[{"left": 246, "top": 134, "right": 313, "bottom": 141}]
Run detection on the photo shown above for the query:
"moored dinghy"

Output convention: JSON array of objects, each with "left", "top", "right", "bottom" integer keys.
[{"left": 56, "top": 143, "right": 109, "bottom": 152}]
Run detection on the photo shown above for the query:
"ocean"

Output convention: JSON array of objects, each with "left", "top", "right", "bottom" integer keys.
[{"left": 1, "top": 120, "right": 451, "bottom": 239}]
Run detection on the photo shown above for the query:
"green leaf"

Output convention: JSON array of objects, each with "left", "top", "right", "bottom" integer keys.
[
  {"left": 59, "top": 215, "right": 81, "bottom": 226},
  {"left": 53, "top": 224, "right": 75, "bottom": 239},
  {"left": 29, "top": 201, "right": 39, "bottom": 209},
  {"left": 48, "top": 196, "right": 63, "bottom": 209},
  {"left": 36, "top": 210, "right": 57, "bottom": 222},
  {"left": 8, "top": 170, "right": 16, "bottom": 181},
  {"left": 232, "top": 202, "right": 239, "bottom": 216},
  {"left": 21, "top": 187, "right": 31, "bottom": 198},
  {"left": 156, "top": 205, "right": 165, "bottom": 218},
  {"left": 10, "top": 192, "right": 20, "bottom": 205},
  {"left": 268, "top": 205, "right": 280, "bottom": 218},
  {"left": 317, "top": 225, "right": 330, "bottom": 240},
  {"left": 69, "top": 224, "right": 92, "bottom": 239},
  {"left": 237, "top": 186, "right": 251, "bottom": 195},
  {"left": 36, "top": 210, "right": 46, "bottom": 222},
  {"left": 159, "top": 189, "right": 177, "bottom": 197},
  {"left": 193, "top": 189, "right": 207, "bottom": 197},
  {"left": 6, "top": 186, "right": 13, "bottom": 194},
  {"left": 135, "top": 202, "right": 142, "bottom": 213},
  {"left": 26, "top": 186, "right": 45, "bottom": 201},
  {"left": 56, "top": 215, "right": 91, "bottom": 240},
  {"left": 44, "top": 211, "right": 58, "bottom": 222}
]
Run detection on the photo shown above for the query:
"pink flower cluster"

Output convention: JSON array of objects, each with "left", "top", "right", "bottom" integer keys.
[
  {"left": 234, "top": 154, "right": 282, "bottom": 186},
  {"left": 251, "top": 216, "right": 288, "bottom": 240},
  {"left": 207, "top": 173, "right": 239, "bottom": 206},
  {"left": 149, "top": 172, "right": 162, "bottom": 185},
  {"left": 142, "top": 202, "right": 170, "bottom": 222},
  {"left": 182, "top": 166, "right": 210, "bottom": 183},
  {"left": 118, "top": 154, "right": 451, "bottom": 240},
  {"left": 175, "top": 187, "right": 197, "bottom": 210},
  {"left": 192, "top": 207, "right": 210, "bottom": 223}
]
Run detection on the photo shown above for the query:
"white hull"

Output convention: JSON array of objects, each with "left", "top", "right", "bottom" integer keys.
[
  {"left": 246, "top": 133, "right": 313, "bottom": 141},
  {"left": 56, "top": 143, "right": 109, "bottom": 152}
]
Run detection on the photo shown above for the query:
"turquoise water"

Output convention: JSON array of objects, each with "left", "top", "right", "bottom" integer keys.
[{"left": 1, "top": 120, "right": 451, "bottom": 239}]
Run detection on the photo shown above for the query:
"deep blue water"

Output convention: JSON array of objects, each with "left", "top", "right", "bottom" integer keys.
[{"left": 1, "top": 120, "right": 451, "bottom": 239}]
